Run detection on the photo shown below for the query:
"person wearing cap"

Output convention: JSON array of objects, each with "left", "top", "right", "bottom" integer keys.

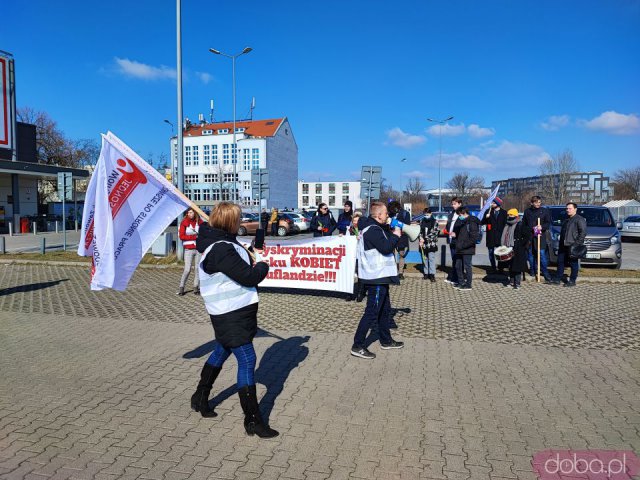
[
  {"left": 481, "top": 197, "right": 507, "bottom": 274},
  {"left": 523, "top": 196, "right": 552, "bottom": 281},
  {"left": 500, "top": 208, "right": 531, "bottom": 289}
]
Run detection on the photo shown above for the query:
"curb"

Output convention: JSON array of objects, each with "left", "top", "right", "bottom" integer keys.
[{"left": 0, "top": 259, "right": 181, "bottom": 269}]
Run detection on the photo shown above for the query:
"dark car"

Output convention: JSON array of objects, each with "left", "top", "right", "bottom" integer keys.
[{"left": 548, "top": 205, "right": 622, "bottom": 268}]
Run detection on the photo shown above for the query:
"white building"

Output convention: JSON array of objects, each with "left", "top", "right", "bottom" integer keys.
[
  {"left": 170, "top": 117, "right": 298, "bottom": 210},
  {"left": 298, "top": 181, "right": 362, "bottom": 210}
]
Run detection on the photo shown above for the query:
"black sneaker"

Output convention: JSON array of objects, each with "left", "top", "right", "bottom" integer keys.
[
  {"left": 564, "top": 281, "right": 576, "bottom": 287},
  {"left": 193, "top": 287, "right": 200, "bottom": 295},
  {"left": 351, "top": 347, "right": 376, "bottom": 359},
  {"left": 177, "top": 287, "right": 185, "bottom": 296},
  {"left": 388, "top": 322, "right": 398, "bottom": 329},
  {"left": 458, "top": 285, "right": 472, "bottom": 291},
  {"left": 398, "top": 274, "right": 405, "bottom": 280},
  {"left": 380, "top": 341, "right": 404, "bottom": 350},
  {"left": 452, "top": 283, "right": 461, "bottom": 288},
  {"left": 513, "top": 284, "right": 520, "bottom": 290}
]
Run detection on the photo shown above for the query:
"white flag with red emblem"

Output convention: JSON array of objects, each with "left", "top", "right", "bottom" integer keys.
[{"left": 78, "top": 132, "right": 190, "bottom": 291}]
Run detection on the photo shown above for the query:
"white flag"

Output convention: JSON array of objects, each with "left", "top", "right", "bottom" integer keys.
[
  {"left": 476, "top": 183, "right": 501, "bottom": 219},
  {"left": 78, "top": 132, "right": 190, "bottom": 291}
]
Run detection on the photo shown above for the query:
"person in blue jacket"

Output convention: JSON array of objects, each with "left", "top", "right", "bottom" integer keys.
[
  {"left": 336, "top": 200, "right": 353, "bottom": 235},
  {"left": 351, "top": 201, "right": 405, "bottom": 359},
  {"left": 310, "top": 203, "right": 337, "bottom": 237}
]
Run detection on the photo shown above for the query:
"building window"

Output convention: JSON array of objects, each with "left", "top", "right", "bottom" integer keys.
[
  {"left": 342, "top": 183, "right": 349, "bottom": 194},
  {"left": 223, "top": 144, "right": 229, "bottom": 164},
  {"left": 185, "top": 146, "right": 191, "bottom": 166},
  {"left": 212, "top": 191, "right": 220, "bottom": 201},
  {"left": 203, "top": 145, "right": 210, "bottom": 165},
  {"left": 315, "top": 196, "right": 322, "bottom": 206},
  {"left": 243, "top": 180, "right": 250, "bottom": 190},
  {"left": 192, "top": 146, "right": 199, "bottom": 166},
  {"left": 217, "top": 128, "right": 229, "bottom": 134},
  {"left": 223, "top": 173, "right": 239, "bottom": 183},
  {"left": 192, "top": 189, "right": 202, "bottom": 202},
  {"left": 251, "top": 148, "right": 259, "bottom": 169},
  {"left": 204, "top": 173, "right": 217, "bottom": 183},
  {"left": 302, "top": 196, "right": 309, "bottom": 206},
  {"left": 329, "top": 183, "right": 335, "bottom": 194},
  {"left": 302, "top": 184, "right": 309, "bottom": 194},
  {"left": 243, "top": 149, "right": 250, "bottom": 171},
  {"left": 203, "top": 190, "right": 211, "bottom": 201},
  {"left": 232, "top": 144, "right": 238, "bottom": 164},
  {"left": 185, "top": 174, "right": 199, "bottom": 183},
  {"left": 342, "top": 196, "right": 349, "bottom": 205},
  {"left": 211, "top": 145, "right": 218, "bottom": 164},
  {"left": 329, "top": 196, "right": 335, "bottom": 206},
  {"left": 315, "top": 184, "right": 322, "bottom": 194}
]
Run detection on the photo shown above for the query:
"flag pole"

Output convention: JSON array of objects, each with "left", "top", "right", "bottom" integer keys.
[{"left": 537, "top": 217, "right": 541, "bottom": 283}]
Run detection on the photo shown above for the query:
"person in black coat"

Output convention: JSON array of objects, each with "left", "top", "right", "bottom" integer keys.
[
  {"left": 336, "top": 200, "right": 353, "bottom": 235},
  {"left": 444, "top": 197, "right": 463, "bottom": 284},
  {"left": 500, "top": 208, "right": 532, "bottom": 289},
  {"left": 191, "top": 202, "right": 278, "bottom": 438},
  {"left": 522, "top": 195, "right": 552, "bottom": 281},
  {"left": 310, "top": 203, "right": 337, "bottom": 237},
  {"left": 451, "top": 207, "right": 480, "bottom": 291},
  {"left": 260, "top": 208, "right": 269, "bottom": 234},
  {"left": 481, "top": 197, "right": 507, "bottom": 273},
  {"left": 418, "top": 208, "right": 439, "bottom": 282},
  {"left": 388, "top": 201, "right": 411, "bottom": 279}
]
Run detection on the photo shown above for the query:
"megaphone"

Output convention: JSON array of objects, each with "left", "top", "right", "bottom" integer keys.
[{"left": 388, "top": 217, "right": 421, "bottom": 242}]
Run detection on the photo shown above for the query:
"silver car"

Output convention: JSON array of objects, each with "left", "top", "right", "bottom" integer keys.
[
  {"left": 548, "top": 205, "right": 622, "bottom": 269},
  {"left": 621, "top": 215, "right": 640, "bottom": 240}
]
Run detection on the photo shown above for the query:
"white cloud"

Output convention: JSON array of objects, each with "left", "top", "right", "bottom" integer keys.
[
  {"left": 196, "top": 72, "right": 213, "bottom": 84},
  {"left": 426, "top": 123, "right": 466, "bottom": 137},
  {"left": 480, "top": 140, "right": 551, "bottom": 167},
  {"left": 422, "top": 152, "right": 493, "bottom": 170},
  {"left": 385, "top": 127, "right": 427, "bottom": 148},
  {"left": 540, "top": 114, "right": 571, "bottom": 131},
  {"left": 114, "top": 57, "right": 176, "bottom": 80},
  {"left": 467, "top": 124, "right": 495, "bottom": 138},
  {"left": 580, "top": 111, "right": 640, "bottom": 135},
  {"left": 402, "top": 170, "right": 430, "bottom": 178}
]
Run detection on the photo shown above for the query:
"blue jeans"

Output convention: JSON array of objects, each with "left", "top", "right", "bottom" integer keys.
[
  {"left": 352, "top": 285, "right": 393, "bottom": 349},
  {"left": 556, "top": 246, "right": 579, "bottom": 282},
  {"left": 447, "top": 245, "right": 458, "bottom": 282},
  {"left": 527, "top": 246, "right": 550, "bottom": 279},
  {"left": 421, "top": 250, "right": 436, "bottom": 275}
]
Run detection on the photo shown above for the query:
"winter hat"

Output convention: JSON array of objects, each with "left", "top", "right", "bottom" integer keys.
[
  {"left": 507, "top": 208, "right": 519, "bottom": 217},
  {"left": 493, "top": 197, "right": 503, "bottom": 206}
]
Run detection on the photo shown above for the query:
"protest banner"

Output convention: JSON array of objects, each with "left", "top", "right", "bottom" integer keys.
[
  {"left": 257, "top": 236, "right": 357, "bottom": 293},
  {"left": 78, "top": 132, "right": 190, "bottom": 291}
]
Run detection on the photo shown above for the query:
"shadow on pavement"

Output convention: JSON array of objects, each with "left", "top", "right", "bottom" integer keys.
[
  {"left": 0, "top": 279, "right": 68, "bottom": 296},
  {"left": 363, "top": 307, "right": 411, "bottom": 348},
  {"left": 182, "top": 328, "right": 285, "bottom": 359},
  {"left": 208, "top": 334, "right": 310, "bottom": 422}
]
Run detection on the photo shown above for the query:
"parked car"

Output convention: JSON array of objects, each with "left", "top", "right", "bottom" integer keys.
[
  {"left": 411, "top": 211, "right": 448, "bottom": 235},
  {"left": 548, "top": 205, "right": 622, "bottom": 268},
  {"left": 282, "top": 213, "right": 309, "bottom": 232},
  {"left": 237, "top": 214, "right": 260, "bottom": 236},
  {"left": 620, "top": 215, "right": 640, "bottom": 241}
]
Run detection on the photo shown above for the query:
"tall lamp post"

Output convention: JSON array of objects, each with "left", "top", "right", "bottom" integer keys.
[
  {"left": 427, "top": 116, "right": 454, "bottom": 212},
  {"left": 209, "top": 46, "right": 253, "bottom": 203}
]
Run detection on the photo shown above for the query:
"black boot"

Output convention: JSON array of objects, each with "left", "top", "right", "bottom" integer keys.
[
  {"left": 238, "top": 385, "right": 279, "bottom": 438},
  {"left": 429, "top": 274, "right": 436, "bottom": 283},
  {"left": 190, "top": 363, "right": 221, "bottom": 417},
  {"left": 355, "top": 281, "right": 366, "bottom": 303}
]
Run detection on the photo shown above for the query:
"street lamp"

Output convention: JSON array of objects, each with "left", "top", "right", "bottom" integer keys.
[
  {"left": 163, "top": 119, "right": 174, "bottom": 135},
  {"left": 209, "top": 46, "right": 253, "bottom": 203},
  {"left": 427, "top": 116, "right": 454, "bottom": 212}
]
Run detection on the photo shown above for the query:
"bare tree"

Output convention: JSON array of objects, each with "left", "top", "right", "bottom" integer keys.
[
  {"left": 404, "top": 177, "right": 427, "bottom": 212},
  {"left": 378, "top": 177, "right": 402, "bottom": 206},
  {"left": 17, "top": 107, "right": 73, "bottom": 166},
  {"left": 445, "top": 172, "right": 485, "bottom": 202},
  {"left": 539, "top": 149, "right": 579, "bottom": 204},
  {"left": 612, "top": 166, "right": 640, "bottom": 200}
]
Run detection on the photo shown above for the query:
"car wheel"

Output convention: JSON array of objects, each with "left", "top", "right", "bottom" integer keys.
[
  {"left": 277, "top": 226, "right": 287, "bottom": 237},
  {"left": 238, "top": 226, "right": 247, "bottom": 236}
]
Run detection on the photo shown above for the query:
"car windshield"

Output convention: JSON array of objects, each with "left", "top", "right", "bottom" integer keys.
[
  {"left": 624, "top": 215, "right": 640, "bottom": 222},
  {"left": 550, "top": 207, "right": 614, "bottom": 227}
]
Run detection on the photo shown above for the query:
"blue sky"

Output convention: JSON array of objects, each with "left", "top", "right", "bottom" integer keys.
[{"left": 4, "top": 0, "right": 640, "bottom": 190}]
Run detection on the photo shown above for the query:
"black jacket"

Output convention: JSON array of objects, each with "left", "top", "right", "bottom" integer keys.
[
  {"left": 419, "top": 215, "right": 439, "bottom": 253},
  {"left": 481, "top": 208, "right": 507, "bottom": 249},
  {"left": 454, "top": 216, "right": 481, "bottom": 255},
  {"left": 337, "top": 211, "right": 352, "bottom": 235},
  {"left": 393, "top": 209, "right": 412, "bottom": 250},
  {"left": 310, "top": 211, "right": 337, "bottom": 237},
  {"left": 523, "top": 207, "right": 551, "bottom": 249},
  {"left": 196, "top": 224, "right": 269, "bottom": 348},
  {"left": 260, "top": 211, "right": 270, "bottom": 226},
  {"left": 506, "top": 220, "right": 532, "bottom": 274},
  {"left": 358, "top": 216, "right": 400, "bottom": 285},
  {"left": 560, "top": 214, "right": 587, "bottom": 247}
]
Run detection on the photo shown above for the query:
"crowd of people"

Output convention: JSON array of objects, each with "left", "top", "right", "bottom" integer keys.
[{"left": 177, "top": 196, "right": 587, "bottom": 435}]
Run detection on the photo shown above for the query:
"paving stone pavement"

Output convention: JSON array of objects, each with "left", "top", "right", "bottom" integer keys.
[{"left": 0, "top": 264, "right": 639, "bottom": 479}]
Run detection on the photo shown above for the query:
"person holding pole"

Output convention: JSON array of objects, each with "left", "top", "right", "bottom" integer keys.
[
  {"left": 523, "top": 196, "right": 552, "bottom": 282},
  {"left": 191, "top": 202, "right": 278, "bottom": 438},
  {"left": 500, "top": 209, "right": 531, "bottom": 289}
]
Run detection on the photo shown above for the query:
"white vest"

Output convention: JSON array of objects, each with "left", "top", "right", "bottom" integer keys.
[
  {"left": 357, "top": 225, "right": 398, "bottom": 280},
  {"left": 198, "top": 241, "right": 259, "bottom": 315}
]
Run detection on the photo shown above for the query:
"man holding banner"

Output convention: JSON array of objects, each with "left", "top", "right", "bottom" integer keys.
[{"left": 351, "top": 202, "right": 405, "bottom": 360}]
